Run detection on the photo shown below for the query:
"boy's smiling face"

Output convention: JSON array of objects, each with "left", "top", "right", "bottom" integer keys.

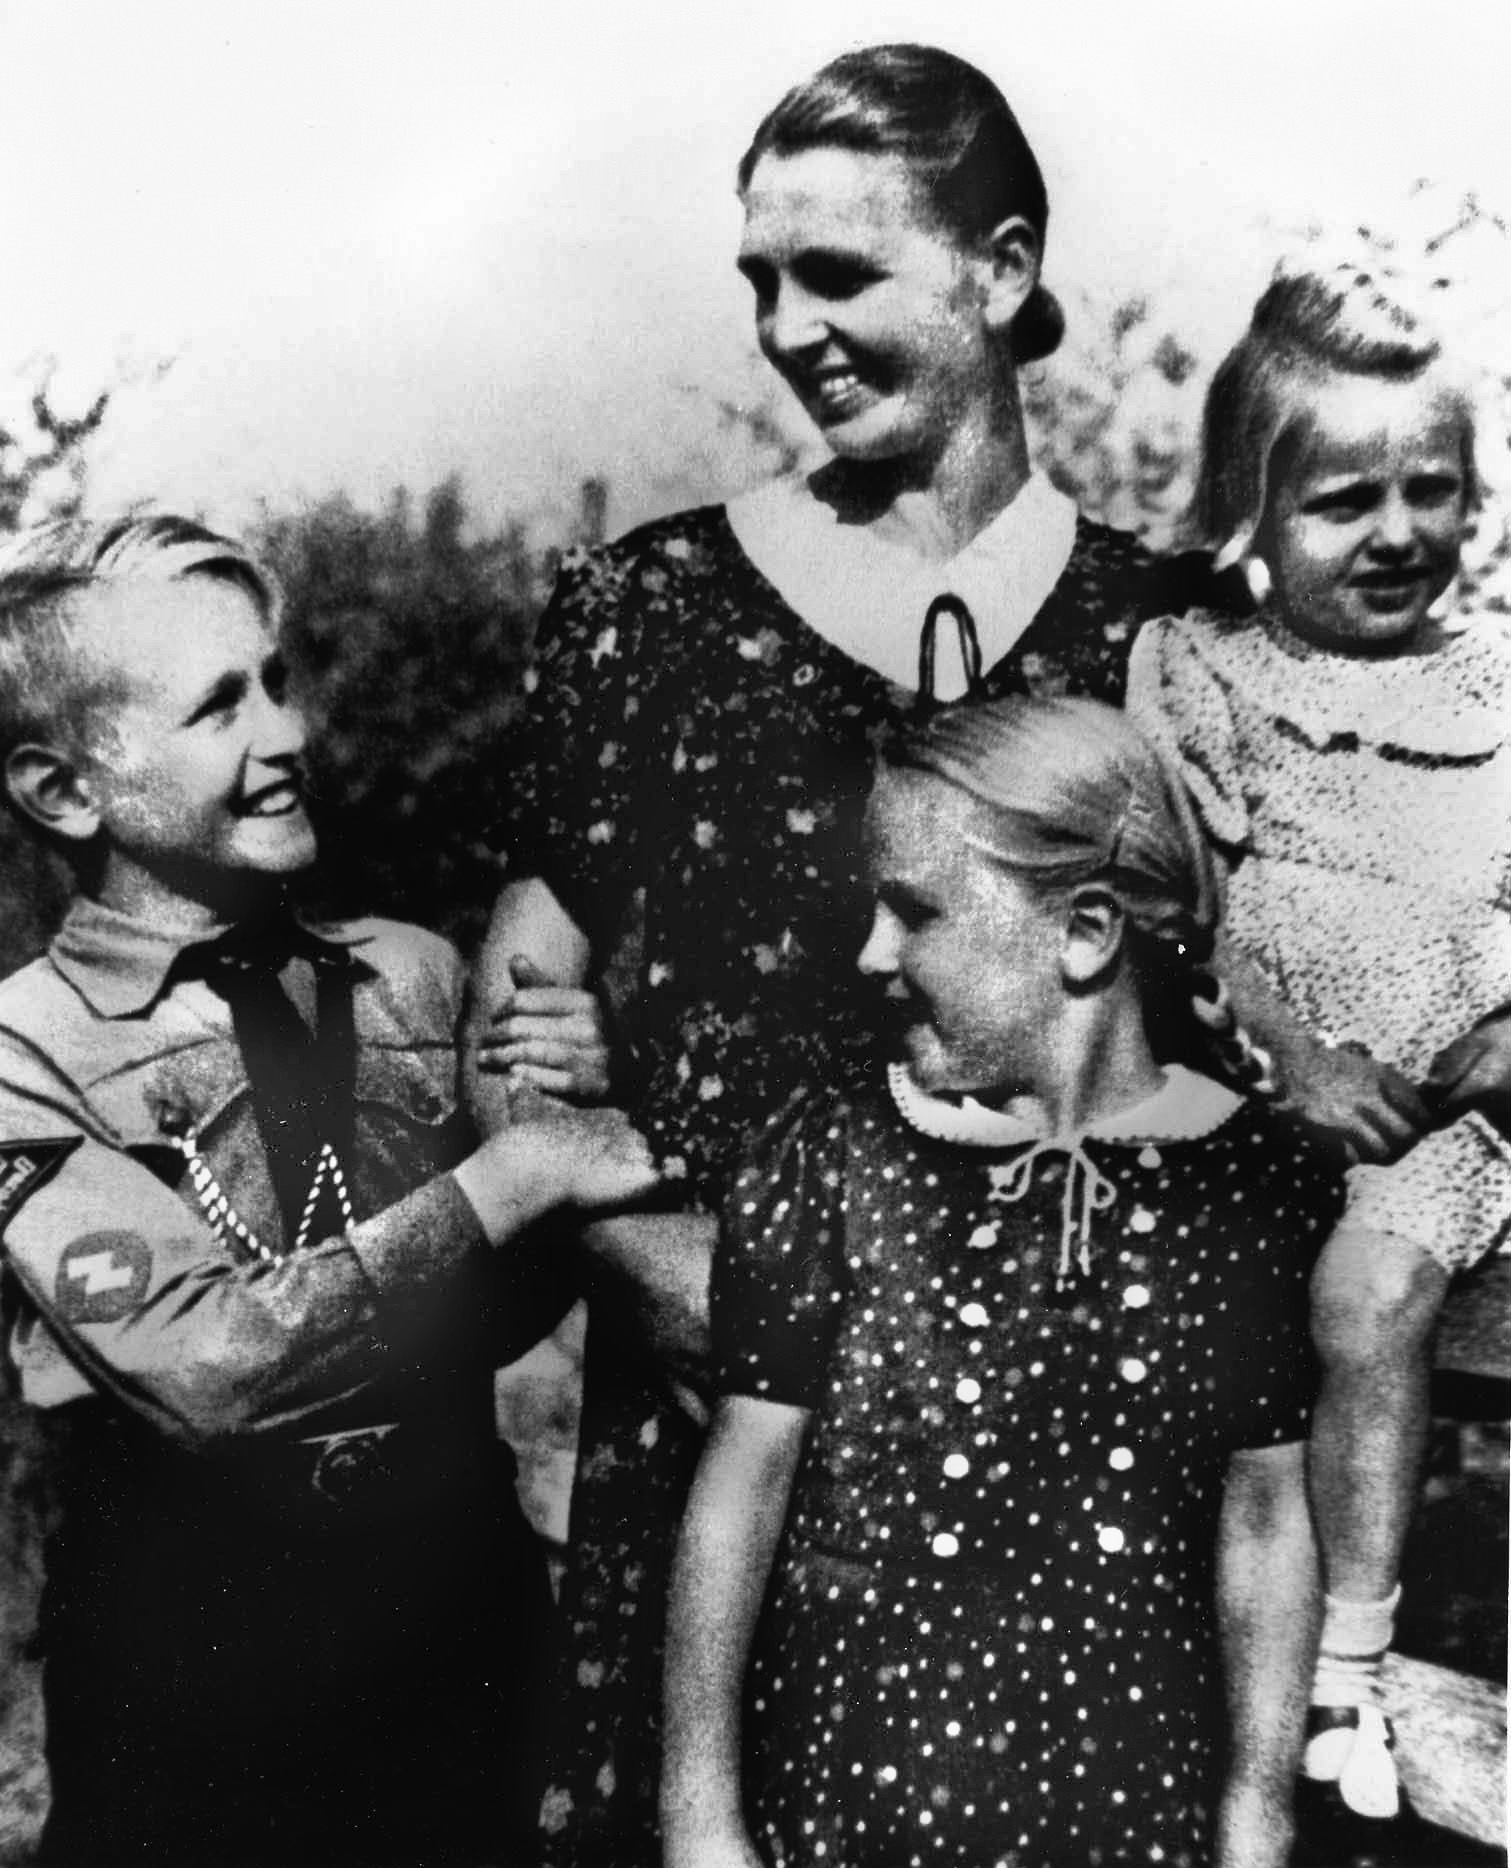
[{"left": 80, "top": 574, "right": 316, "bottom": 919}]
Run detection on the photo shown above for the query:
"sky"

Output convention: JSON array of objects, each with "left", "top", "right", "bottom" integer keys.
[{"left": 1, "top": 0, "right": 1508, "bottom": 539}]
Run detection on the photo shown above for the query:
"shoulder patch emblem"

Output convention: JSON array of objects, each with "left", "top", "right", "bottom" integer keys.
[
  {"left": 0, "top": 1138, "right": 82, "bottom": 1235},
  {"left": 56, "top": 1231, "right": 153, "bottom": 1324}
]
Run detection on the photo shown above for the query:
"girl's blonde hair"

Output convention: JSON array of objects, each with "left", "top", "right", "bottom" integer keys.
[
  {"left": 883, "top": 696, "right": 1274, "bottom": 1092},
  {"left": 1193, "top": 264, "right": 1481, "bottom": 569}
]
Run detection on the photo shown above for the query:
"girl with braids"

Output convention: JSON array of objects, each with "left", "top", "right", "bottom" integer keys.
[
  {"left": 1128, "top": 263, "right": 1511, "bottom": 1827},
  {"left": 663, "top": 696, "right": 1341, "bottom": 1868}
]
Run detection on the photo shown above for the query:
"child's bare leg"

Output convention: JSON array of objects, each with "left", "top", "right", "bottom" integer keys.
[
  {"left": 1304, "top": 1224, "right": 1450, "bottom": 1816},
  {"left": 1310, "top": 1225, "right": 1449, "bottom": 1598}
]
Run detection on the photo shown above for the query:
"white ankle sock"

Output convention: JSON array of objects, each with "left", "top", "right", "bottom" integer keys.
[
  {"left": 1311, "top": 1585, "right": 1401, "bottom": 1707},
  {"left": 1305, "top": 1588, "right": 1403, "bottom": 1817}
]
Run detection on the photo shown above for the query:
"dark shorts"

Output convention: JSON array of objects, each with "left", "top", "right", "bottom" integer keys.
[{"left": 38, "top": 1416, "right": 554, "bottom": 1868}]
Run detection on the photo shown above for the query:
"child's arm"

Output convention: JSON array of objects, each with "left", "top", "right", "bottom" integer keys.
[
  {"left": 1214, "top": 1438, "right": 1319, "bottom": 1868},
  {"left": 1129, "top": 617, "right": 1431, "bottom": 1164},
  {"left": 662, "top": 1392, "right": 808, "bottom": 1868},
  {"left": 468, "top": 880, "right": 717, "bottom": 1409},
  {"left": 578, "top": 1212, "right": 717, "bottom": 1416},
  {"left": 0, "top": 1081, "right": 657, "bottom": 1444},
  {"left": 1220, "top": 941, "right": 1431, "bottom": 1164},
  {"left": 1425, "top": 1005, "right": 1511, "bottom": 1141},
  {"left": 464, "top": 877, "right": 612, "bottom": 1126},
  {"left": 452, "top": 1098, "right": 659, "bottom": 1231}
]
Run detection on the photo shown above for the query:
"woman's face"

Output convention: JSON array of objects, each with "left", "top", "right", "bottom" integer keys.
[
  {"left": 859, "top": 769, "right": 1065, "bottom": 1098},
  {"left": 738, "top": 148, "right": 1014, "bottom": 470}
]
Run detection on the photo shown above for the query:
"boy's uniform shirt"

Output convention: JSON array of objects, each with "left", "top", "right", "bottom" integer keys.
[
  {"left": 0, "top": 898, "right": 561, "bottom": 1867},
  {"left": 0, "top": 896, "right": 553, "bottom": 1459}
]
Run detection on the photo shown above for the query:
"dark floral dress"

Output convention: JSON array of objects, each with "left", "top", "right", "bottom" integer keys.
[
  {"left": 490, "top": 502, "right": 1198, "bottom": 1865},
  {"left": 715, "top": 1073, "right": 1341, "bottom": 1867}
]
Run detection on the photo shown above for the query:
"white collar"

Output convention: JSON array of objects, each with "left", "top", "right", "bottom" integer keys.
[
  {"left": 728, "top": 469, "right": 1078, "bottom": 699},
  {"left": 887, "top": 1061, "right": 1242, "bottom": 1148}
]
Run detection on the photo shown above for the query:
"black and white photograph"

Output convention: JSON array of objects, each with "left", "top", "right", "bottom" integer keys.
[{"left": 0, "top": 3, "right": 1506, "bottom": 1865}]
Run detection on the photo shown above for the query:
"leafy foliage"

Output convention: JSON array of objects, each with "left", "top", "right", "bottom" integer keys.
[
  {"left": 1024, "top": 186, "right": 1511, "bottom": 594},
  {"left": 0, "top": 372, "right": 113, "bottom": 1865},
  {"left": 0, "top": 378, "right": 108, "bottom": 535},
  {"left": 0, "top": 377, "right": 111, "bottom": 977},
  {"left": 253, "top": 476, "right": 568, "bottom": 949},
  {"left": 1024, "top": 298, "right": 1204, "bottom": 550}
]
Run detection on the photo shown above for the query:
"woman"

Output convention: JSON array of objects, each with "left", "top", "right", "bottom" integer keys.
[{"left": 477, "top": 44, "right": 1219, "bottom": 1865}]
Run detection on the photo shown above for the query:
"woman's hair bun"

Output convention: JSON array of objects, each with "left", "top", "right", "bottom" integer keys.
[{"left": 1013, "top": 283, "right": 1065, "bottom": 365}]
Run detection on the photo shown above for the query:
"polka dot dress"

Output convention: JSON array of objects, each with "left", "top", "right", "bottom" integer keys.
[
  {"left": 493, "top": 505, "right": 1168, "bottom": 1198},
  {"left": 490, "top": 503, "right": 1193, "bottom": 1863},
  {"left": 715, "top": 1069, "right": 1342, "bottom": 1867}
]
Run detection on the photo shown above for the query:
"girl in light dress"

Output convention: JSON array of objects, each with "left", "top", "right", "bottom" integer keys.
[
  {"left": 663, "top": 695, "right": 1342, "bottom": 1868},
  {"left": 1127, "top": 264, "right": 1511, "bottom": 1824}
]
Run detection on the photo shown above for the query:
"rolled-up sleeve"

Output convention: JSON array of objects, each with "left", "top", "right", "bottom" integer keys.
[{"left": 0, "top": 1077, "right": 488, "bottom": 1445}]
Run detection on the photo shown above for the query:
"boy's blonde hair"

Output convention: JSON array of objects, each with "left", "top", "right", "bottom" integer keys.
[
  {"left": 0, "top": 515, "right": 278, "bottom": 764},
  {"left": 1193, "top": 263, "right": 1481, "bottom": 569}
]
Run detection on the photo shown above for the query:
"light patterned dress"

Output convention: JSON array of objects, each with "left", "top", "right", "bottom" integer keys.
[
  {"left": 716, "top": 1067, "right": 1341, "bottom": 1868},
  {"left": 1128, "top": 609, "right": 1511, "bottom": 1269}
]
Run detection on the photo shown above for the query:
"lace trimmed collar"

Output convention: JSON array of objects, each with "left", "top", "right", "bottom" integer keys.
[
  {"left": 887, "top": 1061, "right": 1242, "bottom": 1148},
  {"left": 888, "top": 1062, "right": 1244, "bottom": 1281},
  {"left": 728, "top": 469, "right": 1077, "bottom": 699}
]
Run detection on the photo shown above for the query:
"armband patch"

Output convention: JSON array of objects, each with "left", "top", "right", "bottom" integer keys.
[
  {"left": 0, "top": 1138, "right": 82, "bottom": 1236},
  {"left": 56, "top": 1231, "right": 153, "bottom": 1323}
]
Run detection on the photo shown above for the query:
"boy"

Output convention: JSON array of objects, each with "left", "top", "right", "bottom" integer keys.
[{"left": 0, "top": 516, "right": 656, "bottom": 1867}]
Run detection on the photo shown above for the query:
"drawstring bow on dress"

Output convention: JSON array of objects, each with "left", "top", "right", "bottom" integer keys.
[
  {"left": 985, "top": 1138, "right": 1119, "bottom": 1281},
  {"left": 890, "top": 1065, "right": 1122, "bottom": 1282}
]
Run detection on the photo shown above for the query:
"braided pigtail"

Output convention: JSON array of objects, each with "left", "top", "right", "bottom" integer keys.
[
  {"left": 1187, "top": 959, "right": 1279, "bottom": 1098},
  {"left": 1135, "top": 921, "right": 1278, "bottom": 1099}
]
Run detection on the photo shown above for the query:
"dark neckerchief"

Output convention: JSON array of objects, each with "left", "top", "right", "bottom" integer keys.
[{"left": 178, "top": 914, "right": 359, "bottom": 1247}]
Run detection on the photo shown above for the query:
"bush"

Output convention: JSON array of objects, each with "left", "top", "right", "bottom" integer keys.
[{"left": 253, "top": 477, "right": 558, "bottom": 949}]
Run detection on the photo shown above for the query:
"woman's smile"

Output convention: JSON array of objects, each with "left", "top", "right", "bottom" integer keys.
[
  {"left": 807, "top": 365, "right": 872, "bottom": 423},
  {"left": 738, "top": 146, "right": 1005, "bottom": 469}
]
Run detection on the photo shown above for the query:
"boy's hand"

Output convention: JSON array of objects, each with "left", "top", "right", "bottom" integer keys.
[
  {"left": 455, "top": 1100, "right": 660, "bottom": 1244},
  {"left": 1277, "top": 1037, "right": 1431, "bottom": 1166},
  {"left": 506, "top": 1091, "right": 662, "bottom": 1211},
  {"left": 474, "top": 954, "right": 613, "bottom": 1102},
  {"left": 1425, "top": 1009, "right": 1511, "bottom": 1141}
]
